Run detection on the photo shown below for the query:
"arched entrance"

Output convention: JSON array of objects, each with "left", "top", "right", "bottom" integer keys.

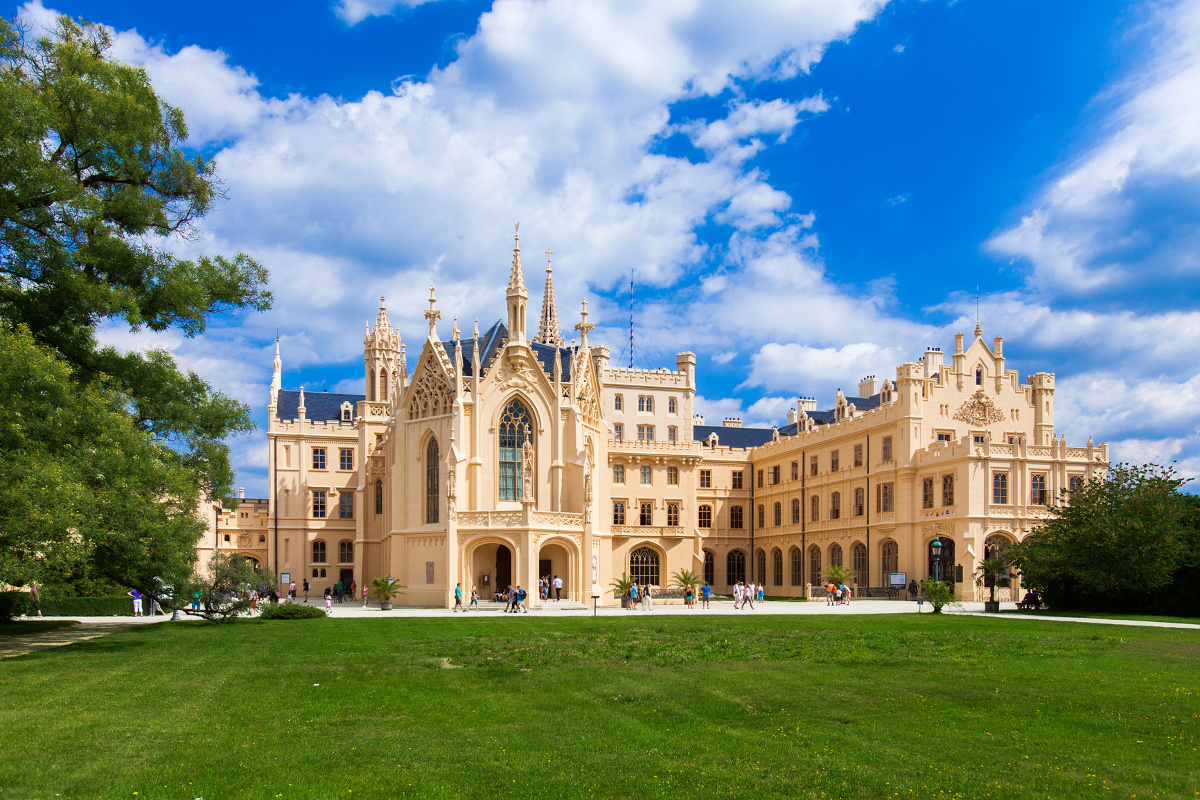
[
  {"left": 928, "top": 537, "right": 956, "bottom": 583},
  {"left": 537, "top": 539, "right": 576, "bottom": 603},
  {"left": 469, "top": 540, "right": 514, "bottom": 601}
]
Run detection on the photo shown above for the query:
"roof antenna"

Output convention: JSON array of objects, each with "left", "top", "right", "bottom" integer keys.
[{"left": 629, "top": 279, "right": 634, "bottom": 369}]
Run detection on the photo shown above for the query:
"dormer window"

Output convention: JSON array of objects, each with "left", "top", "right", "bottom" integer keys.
[{"left": 340, "top": 401, "right": 353, "bottom": 422}]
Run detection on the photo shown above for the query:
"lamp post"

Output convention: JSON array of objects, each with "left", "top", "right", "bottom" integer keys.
[{"left": 931, "top": 537, "right": 943, "bottom": 583}]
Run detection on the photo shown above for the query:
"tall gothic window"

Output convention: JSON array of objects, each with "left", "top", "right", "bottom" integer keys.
[
  {"left": 790, "top": 547, "right": 802, "bottom": 585},
  {"left": 809, "top": 546, "right": 821, "bottom": 585},
  {"left": 426, "top": 438, "right": 439, "bottom": 524},
  {"left": 380, "top": 368, "right": 389, "bottom": 402},
  {"left": 772, "top": 548, "right": 783, "bottom": 586},
  {"left": 852, "top": 542, "right": 868, "bottom": 581},
  {"left": 727, "top": 550, "right": 746, "bottom": 585},
  {"left": 829, "top": 543, "right": 843, "bottom": 568},
  {"left": 499, "top": 399, "right": 533, "bottom": 501},
  {"left": 881, "top": 541, "right": 899, "bottom": 584},
  {"left": 630, "top": 547, "right": 660, "bottom": 587},
  {"left": 703, "top": 550, "right": 715, "bottom": 586},
  {"left": 374, "top": 479, "right": 383, "bottom": 515}
]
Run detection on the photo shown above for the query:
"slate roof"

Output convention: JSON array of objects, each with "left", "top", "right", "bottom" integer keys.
[
  {"left": 442, "top": 320, "right": 573, "bottom": 379},
  {"left": 693, "top": 425, "right": 776, "bottom": 449},
  {"left": 275, "top": 390, "right": 364, "bottom": 422},
  {"left": 774, "top": 392, "right": 883, "bottom": 435}
]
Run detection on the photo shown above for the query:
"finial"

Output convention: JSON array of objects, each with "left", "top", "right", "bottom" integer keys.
[
  {"left": 452, "top": 315, "right": 460, "bottom": 340},
  {"left": 535, "top": 250, "right": 565, "bottom": 347},
  {"left": 473, "top": 317, "right": 479, "bottom": 339},
  {"left": 380, "top": 295, "right": 386, "bottom": 310},
  {"left": 508, "top": 225, "right": 527, "bottom": 295},
  {"left": 424, "top": 283, "right": 441, "bottom": 335},
  {"left": 574, "top": 297, "right": 595, "bottom": 337}
]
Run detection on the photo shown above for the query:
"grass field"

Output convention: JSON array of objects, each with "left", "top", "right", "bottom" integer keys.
[{"left": 0, "top": 615, "right": 1196, "bottom": 800}]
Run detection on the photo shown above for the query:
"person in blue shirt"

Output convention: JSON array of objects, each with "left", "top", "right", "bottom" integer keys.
[{"left": 701, "top": 584, "right": 711, "bottom": 609}]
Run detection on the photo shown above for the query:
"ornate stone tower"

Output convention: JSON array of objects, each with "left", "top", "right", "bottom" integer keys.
[
  {"left": 535, "top": 252, "right": 565, "bottom": 347},
  {"left": 507, "top": 225, "right": 528, "bottom": 343},
  {"left": 364, "top": 297, "right": 402, "bottom": 403}
]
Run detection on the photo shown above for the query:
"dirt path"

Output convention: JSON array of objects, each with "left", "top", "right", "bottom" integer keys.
[{"left": 0, "top": 622, "right": 139, "bottom": 659}]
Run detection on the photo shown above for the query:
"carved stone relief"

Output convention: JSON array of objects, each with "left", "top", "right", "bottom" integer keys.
[{"left": 954, "top": 389, "right": 1006, "bottom": 426}]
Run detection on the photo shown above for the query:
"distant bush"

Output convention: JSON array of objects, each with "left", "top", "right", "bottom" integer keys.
[
  {"left": 41, "top": 596, "right": 139, "bottom": 616},
  {"left": 259, "top": 603, "right": 326, "bottom": 620},
  {"left": 0, "top": 592, "right": 30, "bottom": 622}
]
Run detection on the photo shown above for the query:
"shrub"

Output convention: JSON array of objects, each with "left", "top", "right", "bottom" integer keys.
[
  {"left": 41, "top": 596, "right": 138, "bottom": 616},
  {"left": 0, "top": 591, "right": 30, "bottom": 622},
  {"left": 259, "top": 603, "right": 326, "bottom": 620}
]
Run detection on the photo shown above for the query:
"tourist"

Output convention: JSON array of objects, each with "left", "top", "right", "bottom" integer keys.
[
  {"left": 826, "top": 581, "right": 837, "bottom": 606},
  {"left": 744, "top": 583, "right": 754, "bottom": 610},
  {"left": 757, "top": 583, "right": 764, "bottom": 602},
  {"left": 642, "top": 584, "right": 651, "bottom": 611},
  {"left": 505, "top": 585, "right": 516, "bottom": 612},
  {"left": 362, "top": 584, "right": 369, "bottom": 606},
  {"left": 453, "top": 582, "right": 464, "bottom": 612},
  {"left": 685, "top": 585, "right": 694, "bottom": 608},
  {"left": 701, "top": 583, "right": 711, "bottom": 609},
  {"left": 733, "top": 582, "right": 741, "bottom": 609},
  {"left": 842, "top": 584, "right": 852, "bottom": 604},
  {"left": 289, "top": 580, "right": 297, "bottom": 601},
  {"left": 349, "top": 580, "right": 357, "bottom": 601},
  {"left": 324, "top": 588, "right": 332, "bottom": 614},
  {"left": 629, "top": 583, "right": 638, "bottom": 611},
  {"left": 335, "top": 580, "right": 345, "bottom": 603},
  {"left": 303, "top": 579, "right": 310, "bottom": 603},
  {"left": 908, "top": 579, "right": 919, "bottom": 600},
  {"left": 28, "top": 583, "right": 41, "bottom": 617},
  {"left": 191, "top": 590, "right": 201, "bottom": 611},
  {"left": 127, "top": 588, "right": 143, "bottom": 617},
  {"left": 470, "top": 585, "right": 479, "bottom": 610},
  {"left": 553, "top": 574, "right": 563, "bottom": 601}
]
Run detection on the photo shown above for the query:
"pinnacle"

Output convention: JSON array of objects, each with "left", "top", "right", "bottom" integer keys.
[
  {"left": 508, "top": 224, "right": 527, "bottom": 296},
  {"left": 536, "top": 257, "right": 565, "bottom": 348}
]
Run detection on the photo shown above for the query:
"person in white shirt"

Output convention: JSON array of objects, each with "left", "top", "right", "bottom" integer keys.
[{"left": 553, "top": 575, "right": 563, "bottom": 601}]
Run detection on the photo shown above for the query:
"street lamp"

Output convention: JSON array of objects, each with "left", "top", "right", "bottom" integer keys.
[{"left": 931, "top": 537, "right": 943, "bottom": 583}]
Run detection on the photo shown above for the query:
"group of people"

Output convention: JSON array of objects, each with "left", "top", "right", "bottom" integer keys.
[
  {"left": 538, "top": 575, "right": 564, "bottom": 601},
  {"left": 824, "top": 581, "right": 853, "bottom": 605},
  {"left": 682, "top": 583, "right": 713, "bottom": 608},
  {"left": 623, "top": 583, "right": 656, "bottom": 610},
  {"left": 732, "top": 582, "right": 764, "bottom": 609},
  {"left": 452, "top": 583, "right": 481, "bottom": 611}
]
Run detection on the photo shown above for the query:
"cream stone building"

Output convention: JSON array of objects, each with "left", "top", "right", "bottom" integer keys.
[{"left": 224, "top": 233, "right": 1106, "bottom": 606}]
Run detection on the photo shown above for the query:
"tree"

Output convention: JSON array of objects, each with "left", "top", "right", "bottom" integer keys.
[
  {"left": 1006, "top": 463, "right": 1200, "bottom": 615},
  {"left": 821, "top": 564, "right": 856, "bottom": 587},
  {"left": 918, "top": 579, "right": 957, "bottom": 614},
  {"left": 369, "top": 575, "right": 406, "bottom": 609},
  {"left": 0, "top": 14, "right": 270, "bottom": 590},
  {"left": 974, "top": 555, "right": 1015, "bottom": 605},
  {"left": 670, "top": 568, "right": 703, "bottom": 593},
  {"left": 168, "top": 552, "right": 277, "bottom": 622}
]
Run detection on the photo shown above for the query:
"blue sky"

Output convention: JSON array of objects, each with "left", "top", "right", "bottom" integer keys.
[{"left": 10, "top": 0, "right": 1200, "bottom": 496}]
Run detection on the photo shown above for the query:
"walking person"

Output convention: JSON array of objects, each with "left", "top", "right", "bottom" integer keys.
[
  {"left": 744, "top": 583, "right": 754, "bottom": 610},
  {"left": 324, "top": 588, "right": 333, "bottom": 614},
  {"left": 642, "top": 584, "right": 651, "bottom": 611},
  {"left": 470, "top": 585, "right": 479, "bottom": 611},
  {"left": 289, "top": 581, "right": 297, "bottom": 602},
  {"left": 908, "top": 579, "right": 919, "bottom": 601},
  {"left": 553, "top": 574, "right": 563, "bottom": 601},
  {"left": 757, "top": 583, "right": 764, "bottom": 602},
  {"left": 28, "top": 583, "right": 41, "bottom": 617},
  {"left": 127, "top": 588, "right": 143, "bottom": 617},
  {"left": 453, "top": 582, "right": 464, "bottom": 612},
  {"left": 303, "top": 579, "right": 310, "bottom": 603}
]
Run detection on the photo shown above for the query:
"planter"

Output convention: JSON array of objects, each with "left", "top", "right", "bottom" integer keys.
[
  {"left": 381, "top": 600, "right": 393, "bottom": 611},
  {"left": 983, "top": 600, "right": 1001, "bottom": 613}
]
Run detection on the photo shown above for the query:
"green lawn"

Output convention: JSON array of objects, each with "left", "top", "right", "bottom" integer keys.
[
  {"left": 0, "top": 615, "right": 1195, "bottom": 799},
  {"left": 1005, "top": 609, "right": 1200, "bottom": 625},
  {"left": 0, "top": 620, "right": 77, "bottom": 637}
]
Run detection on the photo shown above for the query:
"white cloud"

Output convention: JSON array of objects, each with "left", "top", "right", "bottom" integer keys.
[{"left": 335, "top": 0, "right": 438, "bottom": 25}]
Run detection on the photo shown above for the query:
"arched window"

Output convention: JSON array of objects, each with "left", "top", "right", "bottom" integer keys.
[
  {"left": 772, "top": 548, "right": 783, "bottom": 586},
  {"left": 698, "top": 505, "right": 712, "bottom": 528},
  {"left": 369, "top": 369, "right": 376, "bottom": 402},
  {"left": 809, "top": 546, "right": 821, "bottom": 585},
  {"left": 755, "top": 549, "right": 766, "bottom": 584},
  {"left": 375, "top": 479, "right": 383, "bottom": 515},
  {"left": 829, "top": 543, "right": 843, "bottom": 568},
  {"left": 380, "top": 368, "right": 389, "bottom": 402},
  {"left": 773, "top": 502, "right": 782, "bottom": 526},
  {"left": 426, "top": 438, "right": 439, "bottom": 524},
  {"left": 339, "top": 540, "right": 353, "bottom": 563},
  {"left": 881, "top": 541, "right": 899, "bottom": 584},
  {"left": 790, "top": 547, "right": 803, "bottom": 585},
  {"left": 727, "top": 550, "right": 746, "bottom": 585},
  {"left": 312, "top": 540, "right": 326, "bottom": 563},
  {"left": 630, "top": 547, "right": 660, "bottom": 587},
  {"left": 993, "top": 472, "right": 1008, "bottom": 504},
  {"left": 811, "top": 495, "right": 819, "bottom": 522},
  {"left": 791, "top": 498, "right": 800, "bottom": 524},
  {"left": 929, "top": 537, "right": 956, "bottom": 581},
  {"left": 703, "top": 550, "right": 715, "bottom": 587},
  {"left": 984, "top": 533, "right": 1011, "bottom": 571},
  {"left": 852, "top": 542, "right": 867, "bottom": 581},
  {"left": 976, "top": 366, "right": 983, "bottom": 386},
  {"left": 499, "top": 399, "right": 533, "bottom": 501},
  {"left": 830, "top": 492, "right": 841, "bottom": 520},
  {"left": 730, "top": 505, "right": 743, "bottom": 529}
]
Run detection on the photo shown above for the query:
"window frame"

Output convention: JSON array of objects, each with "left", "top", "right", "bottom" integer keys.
[
  {"left": 698, "top": 504, "right": 712, "bottom": 528},
  {"left": 312, "top": 447, "right": 327, "bottom": 470},
  {"left": 312, "top": 491, "right": 327, "bottom": 519},
  {"left": 339, "top": 448, "right": 354, "bottom": 471}
]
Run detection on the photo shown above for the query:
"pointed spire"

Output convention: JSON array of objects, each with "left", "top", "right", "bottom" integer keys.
[
  {"left": 270, "top": 338, "right": 282, "bottom": 408},
  {"left": 298, "top": 386, "right": 306, "bottom": 417},
  {"left": 536, "top": 251, "right": 565, "bottom": 347},
  {"left": 974, "top": 321, "right": 983, "bottom": 339},
  {"left": 508, "top": 223, "right": 527, "bottom": 295},
  {"left": 574, "top": 297, "right": 595, "bottom": 349},
  {"left": 424, "top": 284, "right": 441, "bottom": 337}
]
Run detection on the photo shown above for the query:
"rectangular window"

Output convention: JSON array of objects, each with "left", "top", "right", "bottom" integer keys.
[
  {"left": 641, "top": 466, "right": 652, "bottom": 485},
  {"left": 730, "top": 505, "right": 743, "bottom": 529},
  {"left": 942, "top": 475, "right": 954, "bottom": 507},
  {"left": 810, "top": 456, "right": 818, "bottom": 477},
  {"left": 613, "top": 423, "right": 624, "bottom": 441},
  {"left": 922, "top": 478, "right": 934, "bottom": 509},
  {"left": 831, "top": 450, "right": 840, "bottom": 472},
  {"left": 667, "top": 503, "right": 679, "bottom": 526},
  {"left": 811, "top": 496, "right": 819, "bottom": 522},
  {"left": 700, "top": 469, "right": 711, "bottom": 488},
  {"left": 937, "top": 432, "right": 952, "bottom": 443},
  {"left": 614, "top": 394, "right": 623, "bottom": 411},
  {"left": 339, "top": 448, "right": 354, "bottom": 470},
  {"left": 791, "top": 499, "right": 800, "bottom": 524},
  {"left": 974, "top": 434, "right": 985, "bottom": 444},
  {"left": 613, "top": 501, "right": 626, "bottom": 525},
  {"left": 640, "top": 502, "right": 653, "bottom": 526},
  {"left": 668, "top": 397, "right": 677, "bottom": 414},
  {"left": 667, "top": 466, "right": 679, "bottom": 485},
  {"left": 731, "top": 471, "right": 743, "bottom": 489},
  {"left": 829, "top": 494, "right": 840, "bottom": 520},
  {"left": 668, "top": 426, "right": 677, "bottom": 444},
  {"left": 1031, "top": 473, "right": 1047, "bottom": 505},
  {"left": 638, "top": 395, "right": 653, "bottom": 412},
  {"left": 790, "top": 461, "right": 798, "bottom": 480},
  {"left": 853, "top": 444, "right": 863, "bottom": 468},
  {"left": 853, "top": 488, "right": 864, "bottom": 517},
  {"left": 312, "top": 491, "right": 326, "bottom": 518},
  {"left": 312, "top": 448, "right": 326, "bottom": 470},
  {"left": 773, "top": 503, "right": 782, "bottom": 526},
  {"left": 882, "top": 437, "right": 893, "bottom": 462},
  {"left": 876, "top": 482, "right": 894, "bottom": 513},
  {"left": 698, "top": 505, "right": 712, "bottom": 528},
  {"left": 769, "top": 465, "right": 780, "bottom": 485},
  {"left": 613, "top": 464, "right": 625, "bottom": 484},
  {"left": 637, "top": 425, "right": 654, "bottom": 442},
  {"left": 339, "top": 492, "right": 353, "bottom": 519},
  {"left": 757, "top": 505, "right": 765, "bottom": 528},
  {"left": 993, "top": 472, "right": 1008, "bottom": 505},
  {"left": 757, "top": 469, "right": 764, "bottom": 488}
]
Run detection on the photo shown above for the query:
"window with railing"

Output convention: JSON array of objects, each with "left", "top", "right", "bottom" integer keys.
[
  {"left": 1031, "top": 473, "right": 1047, "bottom": 505},
  {"left": 852, "top": 542, "right": 867, "bottom": 579},
  {"left": 727, "top": 550, "right": 746, "bottom": 585},
  {"left": 790, "top": 547, "right": 803, "bottom": 585},
  {"left": 942, "top": 475, "right": 954, "bottom": 507},
  {"left": 640, "top": 502, "right": 653, "bottom": 526},
  {"left": 703, "top": 550, "right": 715, "bottom": 586},
  {"left": 809, "top": 546, "right": 821, "bottom": 585}
]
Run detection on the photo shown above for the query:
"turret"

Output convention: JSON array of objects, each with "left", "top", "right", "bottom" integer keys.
[
  {"left": 507, "top": 224, "right": 528, "bottom": 343},
  {"left": 1028, "top": 372, "right": 1055, "bottom": 445},
  {"left": 364, "top": 297, "right": 401, "bottom": 403}
]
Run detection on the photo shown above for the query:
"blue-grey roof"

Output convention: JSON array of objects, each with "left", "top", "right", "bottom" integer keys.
[
  {"left": 694, "top": 425, "right": 776, "bottom": 449},
  {"left": 775, "top": 392, "right": 883, "bottom": 434},
  {"left": 275, "top": 390, "right": 364, "bottom": 422},
  {"left": 442, "top": 321, "right": 573, "bottom": 380}
]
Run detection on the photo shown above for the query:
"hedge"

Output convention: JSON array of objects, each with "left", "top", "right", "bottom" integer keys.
[
  {"left": 258, "top": 603, "right": 327, "bottom": 620},
  {"left": 2, "top": 592, "right": 146, "bottom": 617}
]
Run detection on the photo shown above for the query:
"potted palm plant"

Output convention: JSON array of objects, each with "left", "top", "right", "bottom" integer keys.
[
  {"left": 975, "top": 556, "right": 1014, "bottom": 613},
  {"left": 609, "top": 572, "right": 635, "bottom": 609},
  {"left": 370, "top": 575, "right": 406, "bottom": 611},
  {"left": 821, "top": 564, "right": 857, "bottom": 597},
  {"left": 671, "top": 568, "right": 702, "bottom": 607}
]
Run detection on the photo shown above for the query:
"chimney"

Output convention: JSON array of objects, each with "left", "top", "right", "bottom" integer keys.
[
  {"left": 923, "top": 347, "right": 943, "bottom": 379},
  {"left": 238, "top": 487, "right": 245, "bottom": 500},
  {"left": 857, "top": 375, "right": 878, "bottom": 397},
  {"left": 693, "top": 414, "right": 705, "bottom": 425},
  {"left": 723, "top": 417, "right": 742, "bottom": 428},
  {"left": 798, "top": 396, "right": 818, "bottom": 413},
  {"left": 787, "top": 407, "right": 798, "bottom": 426}
]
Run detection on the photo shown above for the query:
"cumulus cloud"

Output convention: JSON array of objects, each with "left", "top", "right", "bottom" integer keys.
[{"left": 335, "top": 0, "right": 439, "bottom": 26}]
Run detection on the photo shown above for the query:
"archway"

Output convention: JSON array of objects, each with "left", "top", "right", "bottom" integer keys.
[
  {"left": 537, "top": 539, "right": 576, "bottom": 603},
  {"left": 469, "top": 540, "right": 514, "bottom": 601},
  {"left": 928, "top": 537, "right": 956, "bottom": 583}
]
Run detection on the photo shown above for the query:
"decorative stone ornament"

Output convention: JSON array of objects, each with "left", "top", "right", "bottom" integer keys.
[{"left": 954, "top": 389, "right": 1006, "bottom": 426}]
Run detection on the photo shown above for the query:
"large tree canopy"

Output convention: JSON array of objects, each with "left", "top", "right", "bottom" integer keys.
[{"left": 0, "top": 15, "right": 270, "bottom": 589}]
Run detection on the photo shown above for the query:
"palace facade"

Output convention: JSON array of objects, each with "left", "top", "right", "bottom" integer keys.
[{"left": 211, "top": 234, "right": 1108, "bottom": 605}]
